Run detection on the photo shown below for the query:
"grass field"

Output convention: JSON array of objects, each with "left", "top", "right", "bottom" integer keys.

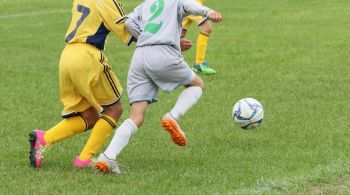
[{"left": 1, "top": 0, "right": 350, "bottom": 194}]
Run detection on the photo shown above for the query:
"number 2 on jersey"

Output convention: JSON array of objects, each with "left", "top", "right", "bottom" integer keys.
[
  {"left": 144, "top": 0, "right": 164, "bottom": 34},
  {"left": 65, "top": 4, "right": 90, "bottom": 42}
]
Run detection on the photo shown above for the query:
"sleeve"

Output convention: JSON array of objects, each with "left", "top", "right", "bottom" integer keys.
[
  {"left": 98, "top": 0, "right": 133, "bottom": 45},
  {"left": 125, "top": 5, "right": 143, "bottom": 39},
  {"left": 178, "top": 0, "right": 213, "bottom": 18}
]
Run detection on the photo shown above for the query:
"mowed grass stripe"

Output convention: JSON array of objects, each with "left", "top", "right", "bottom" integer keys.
[{"left": 0, "top": 9, "right": 70, "bottom": 19}]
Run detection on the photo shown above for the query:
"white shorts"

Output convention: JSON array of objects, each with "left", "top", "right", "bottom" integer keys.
[{"left": 127, "top": 45, "right": 196, "bottom": 104}]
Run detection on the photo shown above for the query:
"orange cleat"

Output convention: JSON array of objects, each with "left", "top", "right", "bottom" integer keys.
[
  {"left": 94, "top": 162, "right": 110, "bottom": 173},
  {"left": 161, "top": 113, "right": 187, "bottom": 146},
  {"left": 94, "top": 153, "right": 121, "bottom": 174}
]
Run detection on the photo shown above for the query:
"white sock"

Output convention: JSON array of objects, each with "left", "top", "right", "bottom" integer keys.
[
  {"left": 103, "top": 119, "right": 138, "bottom": 160},
  {"left": 170, "top": 86, "right": 202, "bottom": 121}
]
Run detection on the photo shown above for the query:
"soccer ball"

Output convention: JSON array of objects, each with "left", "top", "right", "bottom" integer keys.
[{"left": 232, "top": 98, "right": 264, "bottom": 129}]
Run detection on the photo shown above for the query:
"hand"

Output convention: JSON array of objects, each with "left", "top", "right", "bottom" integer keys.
[
  {"left": 180, "top": 38, "right": 193, "bottom": 52},
  {"left": 208, "top": 11, "right": 222, "bottom": 23}
]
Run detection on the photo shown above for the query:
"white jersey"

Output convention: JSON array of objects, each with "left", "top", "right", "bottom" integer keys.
[{"left": 125, "top": 0, "right": 212, "bottom": 51}]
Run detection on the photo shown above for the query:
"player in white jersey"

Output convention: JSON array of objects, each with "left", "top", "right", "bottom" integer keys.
[{"left": 94, "top": 0, "right": 222, "bottom": 173}]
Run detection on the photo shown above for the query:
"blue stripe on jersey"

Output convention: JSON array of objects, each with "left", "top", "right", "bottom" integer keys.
[
  {"left": 65, "top": 4, "right": 90, "bottom": 43},
  {"left": 86, "top": 22, "right": 109, "bottom": 50}
]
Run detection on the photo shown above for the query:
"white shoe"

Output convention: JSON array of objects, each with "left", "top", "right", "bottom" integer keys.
[{"left": 94, "top": 153, "right": 121, "bottom": 174}]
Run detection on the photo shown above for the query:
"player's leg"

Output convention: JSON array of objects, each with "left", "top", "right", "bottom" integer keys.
[
  {"left": 193, "top": 20, "right": 216, "bottom": 74},
  {"left": 143, "top": 46, "right": 202, "bottom": 146},
  {"left": 104, "top": 101, "right": 148, "bottom": 160},
  {"left": 182, "top": 15, "right": 215, "bottom": 74},
  {"left": 95, "top": 101, "right": 148, "bottom": 173},
  {"left": 162, "top": 75, "right": 204, "bottom": 146},
  {"left": 94, "top": 48, "right": 156, "bottom": 173},
  {"left": 169, "top": 75, "right": 204, "bottom": 121},
  {"left": 181, "top": 16, "right": 192, "bottom": 38},
  {"left": 181, "top": 29, "right": 188, "bottom": 39},
  {"left": 29, "top": 45, "right": 101, "bottom": 168},
  {"left": 29, "top": 107, "right": 99, "bottom": 168},
  {"left": 73, "top": 50, "right": 124, "bottom": 168},
  {"left": 74, "top": 101, "right": 123, "bottom": 167},
  {"left": 196, "top": 20, "right": 212, "bottom": 65},
  {"left": 44, "top": 107, "right": 98, "bottom": 146}
]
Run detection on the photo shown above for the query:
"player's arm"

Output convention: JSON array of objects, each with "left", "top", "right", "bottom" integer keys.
[
  {"left": 125, "top": 18, "right": 141, "bottom": 40},
  {"left": 98, "top": 0, "right": 133, "bottom": 45},
  {"left": 125, "top": 5, "right": 143, "bottom": 40},
  {"left": 179, "top": 0, "right": 222, "bottom": 23}
]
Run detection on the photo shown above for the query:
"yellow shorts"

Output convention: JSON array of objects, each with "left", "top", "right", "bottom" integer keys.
[
  {"left": 182, "top": 0, "right": 206, "bottom": 30},
  {"left": 59, "top": 43, "right": 123, "bottom": 117}
]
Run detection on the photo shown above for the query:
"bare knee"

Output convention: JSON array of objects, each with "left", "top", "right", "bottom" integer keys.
[
  {"left": 197, "top": 78, "right": 205, "bottom": 89},
  {"left": 80, "top": 107, "right": 99, "bottom": 129},
  {"left": 128, "top": 101, "right": 148, "bottom": 127},
  {"left": 103, "top": 101, "right": 123, "bottom": 122},
  {"left": 200, "top": 21, "right": 212, "bottom": 35},
  {"left": 186, "top": 75, "right": 205, "bottom": 89}
]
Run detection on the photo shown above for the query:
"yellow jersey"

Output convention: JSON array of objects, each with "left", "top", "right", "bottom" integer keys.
[{"left": 65, "top": 0, "right": 131, "bottom": 50}]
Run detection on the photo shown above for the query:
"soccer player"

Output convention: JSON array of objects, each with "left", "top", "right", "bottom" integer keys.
[
  {"left": 28, "top": 0, "right": 133, "bottom": 168},
  {"left": 93, "top": 0, "right": 222, "bottom": 173},
  {"left": 182, "top": 0, "right": 217, "bottom": 75}
]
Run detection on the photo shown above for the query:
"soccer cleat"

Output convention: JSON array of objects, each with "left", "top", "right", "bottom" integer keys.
[
  {"left": 94, "top": 153, "right": 121, "bottom": 174},
  {"left": 192, "top": 61, "right": 216, "bottom": 75},
  {"left": 161, "top": 113, "right": 187, "bottom": 146},
  {"left": 73, "top": 156, "right": 93, "bottom": 168},
  {"left": 29, "top": 130, "right": 47, "bottom": 168}
]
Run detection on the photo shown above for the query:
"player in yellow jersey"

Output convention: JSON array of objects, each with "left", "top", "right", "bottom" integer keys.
[
  {"left": 28, "top": 0, "right": 133, "bottom": 169},
  {"left": 182, "top": 0, "right": 217, "bottom": 75}
]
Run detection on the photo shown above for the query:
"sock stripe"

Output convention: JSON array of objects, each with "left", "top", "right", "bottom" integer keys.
[
  {"left": 101, "top": 116, "right": 117, "bottom": 128},
  {"left": 199, "top": 32, "right": 209, "bottom": 37}
]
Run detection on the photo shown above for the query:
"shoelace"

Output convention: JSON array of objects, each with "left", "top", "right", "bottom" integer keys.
[
  {"left": 169, "top": 112, "right": 180, "bottom": 123},
  {"left": 105, "top": 158, "right": 129, "bottom": 171},
  {"left": 118, "top": 162, "right": 129, "bottom": 169},
  {"left": 106, "top": 158, "right": 126, "bottom": 170},
  {"left": 96, "top": 153, "right": 129, "bottom": 172}
]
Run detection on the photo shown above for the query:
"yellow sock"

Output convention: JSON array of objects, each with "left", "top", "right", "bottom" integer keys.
[
  {"left": 195, "top": 32, "right": 209, "bottom": 65},
  {"left": 44, "top": 116, "right": 87, "bottom": 147},
  {"left": 79, "top": 115, "right": 116, "bottom": 160}
]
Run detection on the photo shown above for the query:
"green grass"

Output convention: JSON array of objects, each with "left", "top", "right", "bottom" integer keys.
[{"left": 1, "top": 0, "right": 350, "bottom": 193}]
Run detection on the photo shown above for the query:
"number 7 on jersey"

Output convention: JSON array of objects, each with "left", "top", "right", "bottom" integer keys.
[{"left": 65, "top": 4, "right": 90, "bottom": 42}]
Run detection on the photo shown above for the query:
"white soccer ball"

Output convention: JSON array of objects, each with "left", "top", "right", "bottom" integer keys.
[{"left": 232, "top": 98, "right": 264, "bottom": 129}]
